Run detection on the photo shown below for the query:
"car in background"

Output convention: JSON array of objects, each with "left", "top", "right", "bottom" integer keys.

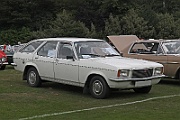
[
  {"left": 0, "top": 44, "right": 14, "bottom": 65},
  {"left": 0, "top": 50, "right": 8, "bottom": 70},
  {"left": 108, "top": 35, "right": 180, "bottom": 79},
  {"left": 13, "top": 38, "right": 164, "bottom": 98},
  {"left": 0, "top": 44, "right": 25, "bottom": 66},
  {"left": 12, "top": 44, "right": 25, "bottom": 52}
]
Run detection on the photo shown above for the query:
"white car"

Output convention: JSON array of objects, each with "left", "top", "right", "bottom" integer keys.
[{"left": 13, "top": 38, "right": 164, "bottom": 98}]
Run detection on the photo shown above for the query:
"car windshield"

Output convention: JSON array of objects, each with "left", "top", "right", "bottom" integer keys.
[
  {"left": 162, "top": 40, "right": 180, "bottom": 54},
  {"left": 74, "top": 41, "right": 120, "bottom": 59}
]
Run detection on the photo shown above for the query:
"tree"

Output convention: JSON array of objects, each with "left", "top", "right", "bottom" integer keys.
[
  {"left": 0, "top": 27, "right": 31, "bottom": 45},
  {"left": 174, "top": 19, "right": 180, "bottom": 38},
  {"left": 88, "top": 23, "right": 98, "bottom": 38},
  {"left": 104, "top": 13, "right": 122, "bottom": 36},
  {"left": 0, "top": 0, "right": 56, "bottom": 30},
  {"left": 121, "top": 9, "right": 152, "bottom": 38},
  {"left": 32, "top": 10, "right": 89, "bottom": 38},
  {"left": 155, "top": 13, "right": 176, "bottom": 39}
]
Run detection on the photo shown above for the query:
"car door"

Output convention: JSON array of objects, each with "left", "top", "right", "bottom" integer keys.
[
  {"left": 166, "top": 55, "right": 180, "bottom": 77},
  {"left": 54, "top": 42, "right": 79, "bottom": 86},
  {"left": 33, "top": 41, "right": 58, "bottom": 81}
]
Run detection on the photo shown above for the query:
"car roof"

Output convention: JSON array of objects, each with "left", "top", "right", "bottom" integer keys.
[
  {"left": 31, "top": 38, "right": 104, "bottom": 42},
  {"left": 136, "top": 39, "right": 180, "bottom": 43},
  {"left": 135, "top": 40, "right": 160, "bottom": 43}
]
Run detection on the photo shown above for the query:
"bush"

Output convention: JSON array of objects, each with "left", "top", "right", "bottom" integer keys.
[{"left": 0, "top": 27, "right": 31, "bottom": 45}]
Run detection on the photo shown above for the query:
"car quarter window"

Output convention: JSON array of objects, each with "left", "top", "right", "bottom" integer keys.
[
  {"left": 57, "top": 43, "right": 75, "bottom": 59},
  {"left": 37, "top": 41, "right": 58, "bottom": 57},
  {"left": 20, "top": 41, "right": 43, "bottom": 53}
]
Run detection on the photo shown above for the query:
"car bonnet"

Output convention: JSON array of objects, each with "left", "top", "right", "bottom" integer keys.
[
  {"left": 107, "top": 35, "right": 140, "bottom": 54},
  {"left": 93, "top": 57, "right": 163, "bottom": 70}
]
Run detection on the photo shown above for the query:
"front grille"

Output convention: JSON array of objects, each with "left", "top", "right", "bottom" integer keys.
[{"left": 132, "top": 69, "right": 153, "bottom": 78}]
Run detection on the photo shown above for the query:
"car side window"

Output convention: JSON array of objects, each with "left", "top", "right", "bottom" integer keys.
[
  {"left": 57, "top": 43, "right": 74, "bottom": 59},
  {"left": 20, "top": 41, "right": 43, "bottom": 53},
  {"left": 130, "top": 43, "right": 149, "bottom": 54},
  {"left": 156, "top": 45, "right": 163, "bottom": 54},
  {"left": 37, "top": 41, "right": 57, "bottom": 58},
  {"left": 130, "top": 42, "right": 160, "bottom": 54}
]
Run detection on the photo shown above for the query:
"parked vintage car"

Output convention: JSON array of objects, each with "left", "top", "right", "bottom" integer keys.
[
  {"left": 108, "top": 35, "right": 180, "bottom": 79},
  {"left": 0, "top": 50, "right": 8, "bottom": 70},
  {"left": 13, "top": 38, "right": 164, "bottom": 98},
  {"left": 0, "top": 44, "right": 14, "bottom": 65}
]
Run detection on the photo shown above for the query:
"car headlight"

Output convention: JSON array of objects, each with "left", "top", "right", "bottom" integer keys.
[
  {"left": 154, "top": 67, "right": 163, "bottom": 76},
  {"left": 1, "top": 57, "right": 7, "bottom": 62},
  {"left": 117, "top": 69, "right": 129, "bottom": 78}
]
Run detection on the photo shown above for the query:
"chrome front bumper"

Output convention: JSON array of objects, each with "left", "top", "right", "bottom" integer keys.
[
  {"left": 1, "top": 62, "right": 8, "bottom": 65},
  {"left": 109, "top": 75, "right": 165, "bottom": 82}
]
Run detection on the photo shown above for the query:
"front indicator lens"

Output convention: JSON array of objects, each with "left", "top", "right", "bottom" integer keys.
[
  {"left": 154, "top": 67, "right": 163, "bottom": 75},
  {"left": 117, "top": 70, "right": 129, "bottom": 78},
  {"left": 1, "top": 57, "right": 7, "bottom": 62}
]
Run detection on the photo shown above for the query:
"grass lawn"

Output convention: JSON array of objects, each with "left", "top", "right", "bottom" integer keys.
[{"left": 0, "top": 66, "right": 180, "bottom": 120}]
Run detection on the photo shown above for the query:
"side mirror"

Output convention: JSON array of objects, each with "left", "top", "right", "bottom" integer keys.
[
  {"left": 120, "top": 52, "right": 123, "bottom": 57},
  {"left": 66, "top": 56, "right": 74, "bottom": 61}
]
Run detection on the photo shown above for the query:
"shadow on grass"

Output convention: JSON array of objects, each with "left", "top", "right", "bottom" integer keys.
[
  {"left": 41, "top": 82, "right": 83, "bottom": 94},
  {"left": 4, "top": 65, "right": 14, "bottom": 70},
  {"left": 159, "top": 78, "right": 180, "bottom": 86},
  {"left": 39, "top": 82, "right": 143, "bottom": 99}
]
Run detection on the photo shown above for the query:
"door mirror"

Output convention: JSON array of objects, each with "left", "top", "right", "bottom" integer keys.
[{"left": 66, "top": 56, "right": 74, "bottom": 61}]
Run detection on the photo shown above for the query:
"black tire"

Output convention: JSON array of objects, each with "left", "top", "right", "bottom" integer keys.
[
  {"left": 0, "top": 65, "right": 6, "bottom": 70},
  {"left": 27, "top": 67, "right": 41, "bottom": 87},
  {"left": 89, "top": 76, "right": 110, "bottom": 99},
  {"left": 178, "top": 71, "right": 180, "bottom": 79},
  {"left": 133, "top": 86, "right": 152, "bottom": 93}
]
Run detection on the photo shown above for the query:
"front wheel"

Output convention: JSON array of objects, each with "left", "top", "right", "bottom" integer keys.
[
  {"left": 89, "top": 76, "right": 110, "bottom": 99},
  {"left": 133, "top": 86, "right": 152, "bottom": 93},
  {"left": 27, "top": 67, "right": 42, "bottom": 87}
]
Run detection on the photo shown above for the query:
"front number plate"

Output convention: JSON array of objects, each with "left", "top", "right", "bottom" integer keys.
[{"left": 135, "top": 80, "right": 151, "bottom": 87}]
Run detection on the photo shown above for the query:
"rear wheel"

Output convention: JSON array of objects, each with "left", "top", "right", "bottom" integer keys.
[
  {"left": 133, "top": 86, "right": 152, "bottom": 93},
  {"left": 27, "top": 67, "right": 41, "bottom": 87},
  {"left": 89, "top": 76, "right": 110, "bottom": 99}
]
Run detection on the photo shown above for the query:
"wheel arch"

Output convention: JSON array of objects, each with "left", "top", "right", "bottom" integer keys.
[
  {"left": 175, "top": 67, "right": 180, "bottom": 79},
  {"left": 84, "top": 73, "right": 109, "bottom": 90},
  {"left": 23, "top": 65, "right": 39, "bottom": 80}
]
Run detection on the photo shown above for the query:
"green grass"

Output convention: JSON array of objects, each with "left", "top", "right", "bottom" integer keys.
[{"left": 1, "top": 66, "right": 180, "bottom": 120}]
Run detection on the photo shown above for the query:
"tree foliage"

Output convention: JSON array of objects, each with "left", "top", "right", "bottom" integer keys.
[
  {"left": 155, "top": 13, "right": 176, "bottom": 39},
  {"left": 0, "top": 27, "right": 31, "bottom": 44},
  {"left": 0, "top": 0, "right": 180, "bottom": 44},
  {"left": 104, "top": 13, "right": 122, "bottom": 36},
  {"left": 121, "top": 9, "right": 152, "bottom": 38},
  {"left": 32, "top": 10, "right": 89, "bottom": 39}
]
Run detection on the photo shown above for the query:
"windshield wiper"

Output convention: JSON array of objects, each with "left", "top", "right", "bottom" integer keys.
[
  {"left": 105, "top": 54, "right": 120, "bottom": 57},
  {"left": 81, "top": 54, "right": 105, "bottom": 57}
]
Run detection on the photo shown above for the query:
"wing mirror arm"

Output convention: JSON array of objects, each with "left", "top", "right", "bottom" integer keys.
[{"left": 120, "top": 52, "right": 123, "bottom": 57}]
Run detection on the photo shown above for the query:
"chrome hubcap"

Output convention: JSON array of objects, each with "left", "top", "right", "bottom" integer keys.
[
  {"left": 93, "top": 80, "right": 103, "bottom": 95},
  {"left": 28, "top": 71, "right": 36, "bottom": 84}
]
